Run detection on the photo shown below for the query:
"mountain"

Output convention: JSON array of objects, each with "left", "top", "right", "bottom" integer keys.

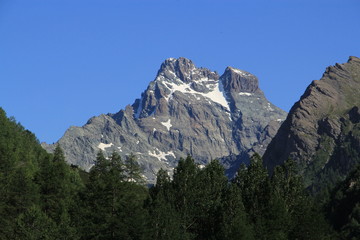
[
  {"left": 263, "top": 56, "right": 360, "bottom": 190},
  {"left": 43, "top": 57, "right": 286, "bottom": 183}
]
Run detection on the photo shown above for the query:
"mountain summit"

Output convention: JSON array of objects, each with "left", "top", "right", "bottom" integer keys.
[
  {"left": 222, "top": 66, "right": 261, "bottom": 93},
  {"left": 43, "top": 57, "right": 286, "bottom": 183}
]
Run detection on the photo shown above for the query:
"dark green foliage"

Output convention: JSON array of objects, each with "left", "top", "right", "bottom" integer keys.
[
  {"left": 81, "top": 151, "right": 149, "bottom": 239},
  {"left": 0, "top": 108, "right": 83, "bottom": 239},
  {"left": 14, "top": 205, "right": 57, "bottom": 240},
  {"left": 37, "top": 145, "right": 83, "bottom": 237},
  {"left": 233, "top": 156, "right": 332, "bottom": 240},
  {"left": 0, "top": 108, "right": 44, "bottom": 238},
  {"left": 218, "top": 184, "right": 255, "bottom": 240},
  {"left": 289, "top": 200, "right": 332, "bottom": 240},
  {"left": 270, "top": 159, "right": 332, "bottom": 240},
  {"left": 234, "top": 153, "right": 270, "bottom": 238},
  {"left": 306, "top": 115, "right": 360, "bottom": 194},
  {"left": 171, "top": 156, "right": 199, "bottom": 239},
  {"left": 326, "top": 165, "right": 360, "bottom": 239},
  {"left": 125, "top": 153, "right": 144, "bottom": 183},
  {"left": 147, "top": 169, "right": 182, "bottom": 240},
  {"left": 194, "top": 160, "right": 228, "bottom": 239},
  {"left": 341, "top": 203, "right": 360, "bottom": 239},
  {"left": 148, "top": 156, "right": 256, "bottom": 240}
]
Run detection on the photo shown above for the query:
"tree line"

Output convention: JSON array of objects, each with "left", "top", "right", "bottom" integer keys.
[{"left": 0, "top": 107, "right": 359, "bottom": 239}]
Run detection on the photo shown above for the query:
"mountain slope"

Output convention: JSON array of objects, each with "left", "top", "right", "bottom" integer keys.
[
  {"left": 43, "top": 57, "right": 286, "bottom": 182},
  {"left": 326, "top": 165, "right": 360, "bottom": 239},
  {"left": 263, "top": 56, "right": 360, "bottom": 189}
]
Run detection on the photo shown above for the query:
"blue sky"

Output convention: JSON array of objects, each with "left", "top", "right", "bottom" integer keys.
[{"left": 1, "top": 0, "right": 359, "bottom": 143}]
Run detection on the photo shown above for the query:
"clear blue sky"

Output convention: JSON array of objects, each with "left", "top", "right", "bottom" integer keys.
[{"left": 1, "top": 0, "right": 359, "bottom": 143}]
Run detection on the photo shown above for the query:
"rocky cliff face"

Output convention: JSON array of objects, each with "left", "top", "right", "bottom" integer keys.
[
  {"left": 263, "top": 56, "right": 360, "bottom": 189},
  {"left": 43, "top": 57, "right": 286, "bottom": 183}
]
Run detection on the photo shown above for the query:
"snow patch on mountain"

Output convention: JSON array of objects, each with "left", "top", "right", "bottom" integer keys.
[
  {"left": 267, "top": 102, "right": 274, "bottom": 111},
  {"left": 230, "top": 67, "right": 251, "bottom": 77},
  {"left": 148, "top": 149, "right": 176, "bottom": 162},
  {"left": 203, "top": 81, "right": 230, "bottom": 111},
  {"left": 239, "top": 92, "right": 253, "bottom": 96},
  {"left": 98, "top": 142, "right": 114, "bottom": 151},
  {"left": 161, "top": 119, "right": 172, "bottom": 131},
  {"left": 162, "top": 78, "right": 230, "bottom": 111}
]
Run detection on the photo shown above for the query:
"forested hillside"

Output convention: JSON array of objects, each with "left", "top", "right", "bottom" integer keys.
[
  {"left": 0, "top": 107, "right": 359, "bottom": 239},
  {"left": 0, "top": 107, "right": 84, "bottom": 239}
]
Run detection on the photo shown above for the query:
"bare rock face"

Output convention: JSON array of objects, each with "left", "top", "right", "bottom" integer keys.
[
  {"left": 263, "top": 56, "right": 360, "bottom": 189},
  {"left": 222, "top": 67, "right": 260, "bottom": 93},
  {"left": 43, "top": 57, "right": 286, "bottom": 183}
]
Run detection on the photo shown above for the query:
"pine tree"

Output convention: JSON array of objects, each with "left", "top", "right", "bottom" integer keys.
[
  {"left": 271, "top": 159, "right": 331, "bottom": 239},
  {"left": 234, "top": 153, "right": 269, "bottom": 238},
  {"left": 81, "top": 151, "right": 149, "bottom": 239},
  {"left": 195, "top": 159, "right": 228, "bottom": 239},
  {"left": 81, "top": 150, "right": 116, "bottom": 239},
  {"left": 271, "top": 159, "right": 305, "bottom": 214},
  {"left": 0, "top": 109, "right": 44, "bottom": 238},
  {"left": 147, "top": 169, "right": 182, "bottom": 239},
  {"left": 148, "top": 169, "right": 184, "bottom": 240},
  {"left": 14, "top": 205, "right": 57, "bottom": 240},
  {"left": 0, "top": 163, "right": 41, "bottom": 239},
  {"left": 125, "top": 153, "right": 144, "bottom": 183},
  {"left": 218, "top": 184, "right": 255, "bottom": 240},
  {"left": 263, "top": 190, "right": 289, "bottom": 240},
  {"left": 172, "top": 156, "right": 199, "bottom": 239},
  {"left": 267, "top": 159, "right": 303, "bottom": 238},
  {"left": 37, "top": 145, "right": 83, "bottom": 239}
]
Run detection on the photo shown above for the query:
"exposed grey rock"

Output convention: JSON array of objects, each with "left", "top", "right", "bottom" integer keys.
[
  {"left": 222, "top": 67, "right": 260, "bottom": 93},
  {"left": 43, "top": 57, "right": 286, "bottom": 183},
  {"left": 263, "top": 56, "right": 360, "bottom": 189}
]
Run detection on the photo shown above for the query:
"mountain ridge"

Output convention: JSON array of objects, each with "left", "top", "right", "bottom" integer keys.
[{"left": 263, "top": 56, "right": 360, "bottom": 189}]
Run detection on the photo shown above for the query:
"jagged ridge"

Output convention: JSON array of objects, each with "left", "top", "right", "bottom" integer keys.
[{"left": 43, "top": 57, "right": 286, "bottom": 183}]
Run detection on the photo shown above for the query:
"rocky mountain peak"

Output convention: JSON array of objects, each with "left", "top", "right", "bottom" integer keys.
[
  {"left": 160, "top": 57, "right": 194, "bottom": 70},
  {"left": 43, "top": 57, "right": 287, "bottom": 183},
  {"left": 348, "top": 56, "right": 360, "bottom": 64},
  {"left": 221, "top": 66, "right": 259, "bottom": 93},
  {"left": 156, "top": 57, "right": 218, "bottom": 84},
  {"left": 132, "top": 57, "right": 222, "bottom": 119}
]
